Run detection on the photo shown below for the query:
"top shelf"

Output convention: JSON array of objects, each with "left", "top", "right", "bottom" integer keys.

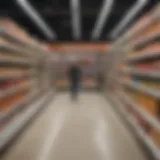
[
  {"left": 0, "top": 28, "right": 48, "bottom": 57},
  {"left": 114, "top": 4, "right": 160, "bottom": 46},
  {"left": 130, "top": 33, "right": 160, "bottom": 50}
]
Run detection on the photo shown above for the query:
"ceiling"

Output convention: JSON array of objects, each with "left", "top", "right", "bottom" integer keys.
[{"left": 0, "top": 0, "right": 158, "bottom": 43}]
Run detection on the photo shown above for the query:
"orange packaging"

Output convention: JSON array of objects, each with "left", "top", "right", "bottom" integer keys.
[
  {"left": 151, "top": 129, "right": 160, "bottom": 149},
  {"left": 0, "top": 90, "right": 28, "bottom": 112},
  {"left": 138, "top": 93, "right": 147, "bottom": 110},
  {"left": 129, "top": 14, "right": 151, "bottom": 35},
  {"left": 145, "top": 21, "right": 160, "bottom": 35},
  {"left": 145, "top": 97, "right": 159, "bottom": 116}
]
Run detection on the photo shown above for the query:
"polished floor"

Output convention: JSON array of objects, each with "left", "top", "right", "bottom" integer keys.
[{"left": 2, "top": 93, "right": 147, "bottom": 160}]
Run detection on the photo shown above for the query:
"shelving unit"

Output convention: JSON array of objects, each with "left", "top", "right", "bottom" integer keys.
[
  {"left": 122, "top": 80, "right": 160, "bottom": 99},
  {"left": 0, "top": 20, "right": 54, "bottom": 151},
  {"left": 105, "top": 4, "right": 160, "bottom": 160},
  {"left": 122, "top": 68, "right": 160, "bottom": 80},
  {"left": 108, "top": 93, "right": 160, "bottom": 160}
]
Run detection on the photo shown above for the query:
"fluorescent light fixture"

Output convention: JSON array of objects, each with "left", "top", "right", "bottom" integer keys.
[
  {"left": 91, "top": 0, "right": 114, "bottom": 39},
  {"left": 70, "top": 0, "right": 81, "bottom": 40},
  {"left": 16, "top": 0, "right": 57, "bottom": 40},
  {"left": 109, "top": 0, "right": 148, "bottom": 39}
]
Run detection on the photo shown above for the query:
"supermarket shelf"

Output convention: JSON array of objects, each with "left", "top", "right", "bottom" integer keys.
[
  {"left": 0, "top": 29, "right": 46, "bottom": 56},
  {"left": 0, "top": 71, "right": 36, "bottom": 80},
  {"left": 0, "top": 91, "right": 53, "bottom": 150},
  {"left": 112, "top": 5, "right": 160, "bottom": 48},
  {"left": 108, "top": 93, "right": 160, "bottom": 160},
  {"left": 118, "top": 90, "right": 160, "bottom": 131},
  {"left": 0, "top": 44, "right": 32, "bottom": 58},
  {"left": 127, "top": 51, "right": 160, "bottom": 62},
  {"left": 122, "top": 68, "right": 160, "bottom": 80},
  {"left": 0, "top": 80, "right": 36, "bottom": 99},
  {"left": 122, "top": 80, "right": 160, "bottom": 99},
  {"left": 132, "top": 33, "right": 160, "bottom": 49},
  {"left": 0, "top": 89, "right": 38, "bottom": 122},
  {"left": 116, "top": 15, "right": 158, "bottom": 45},
  {"left": 0, "top": 29, "right": 31, "bottom": 47},
  {"left": 0, "top": 56, "right": 37, "bottom": 66}
]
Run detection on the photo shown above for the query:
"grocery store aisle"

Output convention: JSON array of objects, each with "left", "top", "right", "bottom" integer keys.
[{"left": 2, "top": 93, "right": 147, "bottom": 160}]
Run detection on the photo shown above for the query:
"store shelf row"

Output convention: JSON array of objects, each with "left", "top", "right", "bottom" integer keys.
[
  {"left": 131, "top": 32, "right": 160, "bottom": 50},
  {"left": 122, "top": 80, "right": 160, "bottom": 99},
  {"left": 107, "top": 93, "right": 160, "bottom": 160},
  {"left": 0, "top": 28, "right": 48, "bottom": 57},
  {"left": 122, "top": 68, "right": 160, "bottom": 80},
  {"left": 0, "top": 90, "right": 53, "bottom": 151},
  {"left": 0, "top": 43, "right": 34, "bottom": 58},
  {"left": 117, "top": 90, "right": 160, "bottom": 131},
  {"left": 0, "top": 80, "right": 36, "bottom": 99},
  {"left": 0, "top": 70, "right": 36, "bottom": 80},
  {"left": 0, "top": 55, "right": 37, "bottom": 66},
  {"left": 126, "top": 51, "right": 160, "bottom": 62},
  {"left": 104, "top": 4, "right": 160, "bottom": 160},
  {"left": 0, "top": 89, "right": 37, "bottom": 122},
  {"left": 114, "top": 4, "right": 160, "bottom": 47},
  {"left": 0, "top": 17, "right": 55, "bottom": 153}
]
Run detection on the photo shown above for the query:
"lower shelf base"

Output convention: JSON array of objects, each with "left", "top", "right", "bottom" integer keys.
[{"left": 0, "top": 91, "right": 54, "bottom": 153}]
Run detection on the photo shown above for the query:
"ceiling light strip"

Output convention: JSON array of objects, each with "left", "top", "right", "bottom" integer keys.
[
  {"left": 70, "top": 0, "right": 81, "bottom": 40},
  {"left": 91, "top": 0, "right": 114, "bottom": 40},
  {"left": 16, "top": 0, "right": 57, "bottom": 40},
  {"left": 109, "top": 0, "right": 148, "bottom": 39}
]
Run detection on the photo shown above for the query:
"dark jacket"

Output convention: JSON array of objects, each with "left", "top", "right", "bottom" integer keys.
[{"left": 69, "top": 65, "right": 81, "bottom": 84}]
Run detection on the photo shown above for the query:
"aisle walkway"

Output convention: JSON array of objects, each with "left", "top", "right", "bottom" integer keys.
[{"left": 2, "top": 93, "right": 146, "bottom": 160}]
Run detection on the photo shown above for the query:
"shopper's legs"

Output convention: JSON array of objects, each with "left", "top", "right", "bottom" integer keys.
[{"left": 70, "top": 83, "right": 79, "bottom": 101}]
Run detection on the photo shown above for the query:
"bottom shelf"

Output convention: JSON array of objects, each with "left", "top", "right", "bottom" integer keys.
[
  {"left": 107, "top": 93, "right": 160, "bottom": 160},
  {"left": 0, "top": 91, "right": 53, "bottom": 151}
]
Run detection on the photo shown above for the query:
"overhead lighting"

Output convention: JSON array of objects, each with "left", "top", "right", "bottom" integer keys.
[
  {"left": 16, "top": 0, "right": 57, "bottom": 40},
  {"left": 91, "top": 0, "right": 114, "bottom": 40},
  {"left": 109, "top": 0, "right": 148, "bottom": 39},
  {"left": 70, "top": 0, "right": 81, "bottom": 40}
]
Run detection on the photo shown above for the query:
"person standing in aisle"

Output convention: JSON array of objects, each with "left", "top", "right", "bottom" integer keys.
[
  {"left": 68, "top": 63, "right": 82, "bottom": 100},
  {"left": 97, "top": 71, "right": 104, "bottom": 91}
]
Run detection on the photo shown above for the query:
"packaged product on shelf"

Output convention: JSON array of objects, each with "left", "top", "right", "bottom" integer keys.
[
  {"left": 0, "top": 80, "right": 11, "bottom": 90},
  {"left": 141, "top": 81, "right": 160, "bottom": 90},
  {"left": 144, "top": 20, "right": 160, "bottom": 35},
  {"left": 134, "top": 112, "right": 151, "bottom": 134},
  {"left": 126, "top": 88, "right": 159, "bottom": 117},
  {"left": 151, "top": 129, "right": 160, "bottom": 149},
  {"left": 0, "top": 68, "right": 27, "bottom": 75},
  {"left": 0, "top": 79, "right": 24, "bottom": 91},
  {"left": 129, "top": 13, "right": 151, "bottom": 37},
  {"left": 142, "top": 43, "right": 160, "bottom": 54},
  {"left": 0, "top": 18, "right": 31, "bottom": 44},
  {"left": 152, "top": 60, "right": 160, "bottom": 69},
  {"left": 0, "top": 90, "right": 28, "bottom": 112},
  {"left": 131, "top": 20, "right": 160, "bottom": 45},
  {"left": 138, "top": 93, "right": 147, "bottom": 109},
  {"left": 134, "top": 43, "right": 160, "bottom": 56},
  {"left": 143, "top": 95, "right": 159, "bottom": 116},
  {"left": 134, "top": 62, "right": 154, "bottom": 70},
  {"left": 128, "top": 44, "right": 160, "bottom": 62},
  {"left": 127, "top": 89, "right": 137, "bottom": 100},
  {"left": 0, "top": 53, "right": 30, "bottom": 62}
]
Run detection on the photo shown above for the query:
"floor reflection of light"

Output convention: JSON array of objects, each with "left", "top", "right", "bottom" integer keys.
[{"left": 94, "top": 119, "right": 110, "bottom": 160}]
